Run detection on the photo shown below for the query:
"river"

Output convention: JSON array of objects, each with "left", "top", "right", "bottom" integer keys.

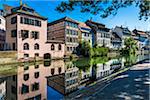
[{"left": 0, "top": 54, "right": 149, "bottom": 100}]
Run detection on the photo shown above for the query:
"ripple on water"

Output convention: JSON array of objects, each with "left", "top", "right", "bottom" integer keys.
[
  {"left": 143, "top": 81, "right": 150, "bottom": 85},
  {"left": 134, "top": 78, "right": 142, "bottom": 82},
  {"left": 132, "top": 95, "right": 144, "bottom": 99}
]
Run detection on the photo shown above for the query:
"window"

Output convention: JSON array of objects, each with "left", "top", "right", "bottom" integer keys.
[
  {"left": 20, "top": 17, "right": 41, "bottom": 27},
  {"left": 35, "top": 20, "right": 41, "bottom": 26},
  {"left": 34, "top": 43, "right": 39, "bottom": 50},
  {"left": 21, "top": 30, "right": 29, "bottom": 39},
  {"left": 11, "top": 16, "right": 17, "bottom": 24},
  {"left": 32, "top": 31, "right": 39, "bottom": 39},
  {"left": 12, "top": 43, "right": 16, "bottom": 50},
  {"left": 73, "top": 47, "right": 76, "bottom": 51},
  {"left": 23, "top": 43, "right": 29, "bottom": 50},
  {"left": 11, "top": 30, "right": 17, "bottom": 37},
  {"left": 70, "top": 47, "right": 72, "bottom": 51},
  {"left": 67, "top": 37, "right": 69, "bottom": 42},
  {"left": 24, "top": 54, "right": 29, "bottom": 57},
  {"left": 70, "top": 38, "right": 72, "bottom": 42},
  {"left": 67, "top": 47, "right": 69, "bottom": 51},
  {"left": 58, "top": 67, "right": 61, "bottom": 74},
  {"left": 21, "top": 84, "right": 29, "bottom": 94},
  {"left": 12, "top": 75, "right": 16, "bottom": 81},
  {"left": 34, "top": 72, "right": 39, "bottom": 78},
  {"left": 51, "top": 44, "right": 55, "bottom": 50},
  {"left": 24, "top": 74, "right": 29, "bottom": 81},
  {"left": 20, "top": 17, "right": 23, "bottom": 23},
  {"left": 31, "top": 82, "right": 39, "bottom": 91},
  {"left": 24, "top": 66, "right": 29, "bottom": 70},
  {"left": 35, "top": 53, "right": 39, "bottom": 57},
  {"left": 58, "top": 44, "right": 61, "bottom": 50},
  {"left": 66, "top": 29, "right": 69, "bottom": 34},
  {"left": 11, "top": 86, "right": 16, "bottom": 94},
  {"left": 35, "top": 65, "right": 39, "bottom": 69}
]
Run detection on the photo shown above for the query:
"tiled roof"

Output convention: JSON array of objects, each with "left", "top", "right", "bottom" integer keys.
[
  {"left": 48, "top": 16, "right": 79, "bottom": 26},
  {"left": 79, "top": 22, "right": 91, "bottom": 33},
  {"left": 111, "top": 32, "right": 121, "bottom": 40},
  {"left": 133, "top": 29, "right": 147, "bottom": 36},
  {"left": 86, "top": 20, "right": 105, "bottom": 28},
  {"left": 5, "top": 4, "right": 47, "bottom": 20},
  {"left": 79, "top": 22, "right": 90, "bottom": 29}
]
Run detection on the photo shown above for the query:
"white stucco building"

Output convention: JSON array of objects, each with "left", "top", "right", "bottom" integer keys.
[{"left": 0, "top": 10, "right": 6, "bottom": 50}]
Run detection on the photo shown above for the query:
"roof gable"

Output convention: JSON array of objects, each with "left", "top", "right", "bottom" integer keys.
[{"left": 5, "top": 3, "right": 47, "bottom": 20}]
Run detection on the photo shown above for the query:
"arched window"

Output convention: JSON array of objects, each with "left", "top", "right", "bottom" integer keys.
[
  {"left": 34, "top": 43, "right": 39, "bottom": 50},
  {"left": 24, "top": 74, "right": 29, "bottom": 81},
  {"left": 58, "top": 44, "right": 61, "bottom": 50},
  {"left": 51, "top": 44, "right": 55, "bottom": 50},
  {"left": 23, "top": 43, "right": 29, "bottom": 50}
]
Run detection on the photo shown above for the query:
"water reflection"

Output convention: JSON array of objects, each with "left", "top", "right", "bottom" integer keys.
[{"left": 0, "top": 54, "right": 149, "bottom": 100}]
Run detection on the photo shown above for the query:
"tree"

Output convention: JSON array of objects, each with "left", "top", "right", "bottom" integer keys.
[
  {"left": 123, "top": 37, "right": 138, "bottom": 54},
  {"left": 56, "top": 0, "right": 150, "bottom": 21},
  {"left": 77, "top": 40, "right": 91, "bottom": 57}
]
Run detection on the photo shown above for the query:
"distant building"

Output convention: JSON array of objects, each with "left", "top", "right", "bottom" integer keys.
[
  {"left": 113, "top": 26, "right": 131, "bottom": 48},
  {"left": 132, "top": 29, "right": 149, "bottom": 51},
  {"left": 86, "top": 20, "right": 111, "bottom": 47},
  {"left": 110, "top": 31, "right": 122, "bottom": 50},
  {"left": 78, "top": 22, "right": 92, "bottom": 46},
  {"left": 5, "top": 4, "right": 64, "bottom": 59},
  {"left": 0, "top": 12, "right": 5, "bottom": 51},
  {"left": 48, "top": 17, "right": 79, "bottom": 55}
]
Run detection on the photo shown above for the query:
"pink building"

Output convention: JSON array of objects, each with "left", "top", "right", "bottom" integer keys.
[{"left": 5, "top": 4, "right": 64, "bottom": 60}]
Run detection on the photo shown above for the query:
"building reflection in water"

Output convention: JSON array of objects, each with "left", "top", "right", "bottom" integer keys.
[
  {"left": 0, "top": 78, "right": 6, "bottom": 100},
  {"left": 47, "top": 61, "right": 79, "bottom": 95},
  {"left": 5, "top": 60, "right": 65, "bottom": 100},
  {"left": 0, "top": 55, "right": 146, "bottom": 100}
]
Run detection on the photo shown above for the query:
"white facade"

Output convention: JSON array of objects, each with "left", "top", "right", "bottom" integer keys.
[
  {"left": 79, "top": 22, "right": 92, "bottom": 46},
  {"left": 0, "top": 16, "right": 5, "bottom": 31},
  {"left": 113, "top": 26, "right": 131, "bottom": 48},
  {"left": 96, "top": 30, "right": 111, "bottom": 47},
  {"left": 0, "top": 15, "right": 6, "bottom": 50}
]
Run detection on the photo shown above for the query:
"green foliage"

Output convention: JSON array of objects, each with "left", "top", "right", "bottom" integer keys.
[
  {"left": 77, "top": 41, "right": 92, "bottom": 57},
  {"left": 90, "top": 46, "right": 109, "bottom": 57},
  {"left": 56, "top": 0, "right": 150, "bottom": 21},
  {"left": 73, "top": 57, "right": 109, "bottom": 70},
  {"left": 77, "top": 41, "right": 109, "bottom": 57},
  {"left": 121, "top": 37, "right": 138, "bottom": 55}
]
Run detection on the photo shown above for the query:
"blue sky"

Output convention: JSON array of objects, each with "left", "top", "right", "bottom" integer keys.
[{"left": 0, "top": 0, "right": 149, "bottom": 31}]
